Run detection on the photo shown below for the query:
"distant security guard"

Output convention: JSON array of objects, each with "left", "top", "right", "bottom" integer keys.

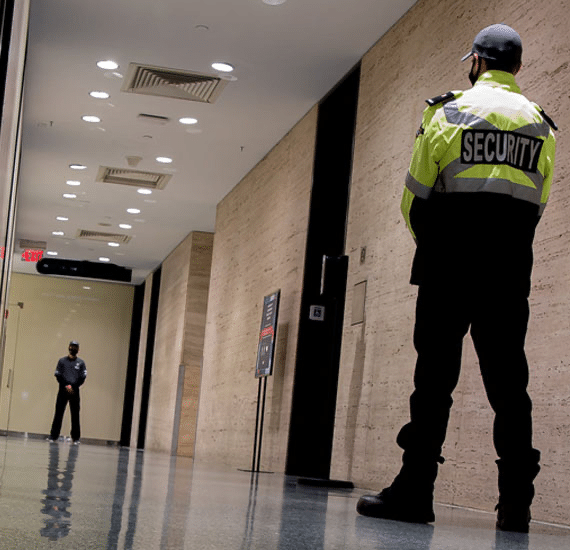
[{"left": 357, "top": 24, "right": 556, "bottom": 534}]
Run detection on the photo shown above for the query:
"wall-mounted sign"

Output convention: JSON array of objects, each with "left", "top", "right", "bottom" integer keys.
[
  {"left": 22, "top": 249, "right": 44, "bottom": 262},
  {"left": 255, "top": 290, "right": 280, "bottom": 378}
]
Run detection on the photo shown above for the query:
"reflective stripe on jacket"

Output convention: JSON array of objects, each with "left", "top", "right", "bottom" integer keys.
[{"left": 401, "top": 70, "right": 556, "bottom": 239}]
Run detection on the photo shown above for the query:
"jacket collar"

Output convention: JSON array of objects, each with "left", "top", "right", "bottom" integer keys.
[{"left": 474, "top": 70, "right": 521, "bottom": 94}]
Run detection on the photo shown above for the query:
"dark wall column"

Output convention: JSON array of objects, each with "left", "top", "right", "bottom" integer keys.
[
  {"left": 286, "top": 64, "right": 360, "bottom": 479},
  {"left": 120, "top": 282, "right": 145, "bottom": 447},
  {"left": 137, "top": 267, "right": 161, "bottom": 449}
]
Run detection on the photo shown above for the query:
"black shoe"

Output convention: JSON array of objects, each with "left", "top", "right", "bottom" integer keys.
[
  {"left": 495, "top": 502, "right": 531, "bottom": 533},
  {"left": 356, "top": 487, "right": 435, "bottom": 523}
]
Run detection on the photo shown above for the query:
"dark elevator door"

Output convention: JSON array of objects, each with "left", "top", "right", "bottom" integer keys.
[{"left": 286, "top": 64, "right": 360, "bottom": 479}]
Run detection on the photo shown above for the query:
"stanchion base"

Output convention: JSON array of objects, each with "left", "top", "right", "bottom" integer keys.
[
  {"left": 296, "top": 477, "right": 354, "bottom": 489},
  {"left": 237, "top": 468, "right": 274, "bottom": 474}
]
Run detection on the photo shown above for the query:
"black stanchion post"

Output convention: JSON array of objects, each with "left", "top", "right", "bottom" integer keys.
[
  {"left": 251, "top": 378, "right": 263, "bottom": 472},
  {"left": 255, "top": 377, "right": 268, "bottom": 473}
]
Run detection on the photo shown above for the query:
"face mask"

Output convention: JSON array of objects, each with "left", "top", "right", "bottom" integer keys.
[{"left": 469, "top": 58, "right": 480, "bottom": 86}]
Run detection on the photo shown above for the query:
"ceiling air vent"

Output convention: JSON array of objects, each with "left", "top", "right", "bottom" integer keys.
[
  {"left": 77, "top": 230, "right": 132, "bottom": 244},
  {"left": 96, "top": 166, "right": 172, "bottom": 190},
  {"left": 121, "top": 63, "right": 228, "bottom": 103},
  {"left": 19, "top": 239, "right": 46, "bottom": 250}
]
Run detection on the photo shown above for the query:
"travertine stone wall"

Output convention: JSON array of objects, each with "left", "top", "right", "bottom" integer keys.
[
  {"left": 331, "top": 0, "right": 570, "bottom": 524},
  {"left": 178, "top": 232, "right": 214, "bottom": 457},
  {"left": 145, "top": 232, "right": 213, "bottom": 455},
  {"left": 195, "top": 107, "right": 317, "bottom": 471}
]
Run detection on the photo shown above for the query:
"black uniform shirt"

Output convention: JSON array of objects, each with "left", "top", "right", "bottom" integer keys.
[{"left": 54, "top": 356, "right": 87, "bottom": 389}]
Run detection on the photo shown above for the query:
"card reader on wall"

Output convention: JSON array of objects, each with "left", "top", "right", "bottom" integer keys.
[{"left": 309, "top": 305, "right": 325, "bottom": 321}]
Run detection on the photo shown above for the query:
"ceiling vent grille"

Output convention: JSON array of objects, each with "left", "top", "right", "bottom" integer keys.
[
  {"left": 96, "top": 166, "right": 172, "bottom": 190},
  {"left": 77, "top": 230, "right": 132, "bottom": 244},
  {"left": 121, "top": 63, "right": 228, "bottom": 103},
  {"left": 19, "top": 239, "right": 46, "bottom": 250}
]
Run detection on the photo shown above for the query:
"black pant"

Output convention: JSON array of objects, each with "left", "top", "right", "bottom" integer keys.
[
  {"left": 50, "top": 386, "right": 81, "bottom": 441},
  {"left": 396, "top": 283, "right": 539, "bottom": 492}
]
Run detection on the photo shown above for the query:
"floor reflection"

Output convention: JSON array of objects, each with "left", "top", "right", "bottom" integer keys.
[
  {"left": 40, "top": 442, "right": 78, "bottom": 541},
  {"left": 0, "top": 437, "right": 567, "bottom": 549}
]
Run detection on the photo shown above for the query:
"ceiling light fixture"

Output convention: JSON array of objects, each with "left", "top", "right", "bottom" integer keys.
[
  {"left": 63, "top": 193, "right": 77, "bottom": 199},
  {"left": 156, "top": 156, "right": 172, "bottom": 164},
  {"left": 212, "top": 62, "right": 234, "bottom": 72},
  {"left": 108, "top": 242, "right": 120, "bottom": 247},
  {"left": 99, "top": 257, "right": 110, "bottom": 262},
  {"left": 179, "top": 117, "right": 198, "bottom": 125},
  {"left": 82, "top": 115, "right": 101, "bottom": 123},
  {"left": 52, "top": 231, "right": 64, "bottom": 236},
  {"left": 137, "top": 188, "right": 152, "bottom": 195},
  {"left": 66, "top": 180, "right": 81, "bottom": 186},
  {"left": 262, "top": 0, "right": 287, "bottom": 4},
  {"left": 127, "top": 208, "right": 141, "bottom": 214},
  {"left": 69, "top": 164, "right": 87, "bottom": 170},
  {"left": 47, "top": 251, "right": 58, "bottom": 256},
  {"left": 119, "top": 223, "right": 132, "bottom": 229},
  {"left": 56, "top": 216, "right": 69, "bottom": 221},
  {"left": 90, "top": 91, "right": 110, "bottom": 99},
  {"left": 97, "top": 60, "right": 119, "bottom": 70},
  {"left": 83, "top": 286, "right": 91, "bottom": 290}
]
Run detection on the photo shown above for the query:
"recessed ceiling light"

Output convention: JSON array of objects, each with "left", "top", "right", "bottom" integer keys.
[
  {"left": 99, "top": 257, "right": 110, "bottom": 262},
  {"left": 52, "top": 231, "right": 64, "bottom": 236},
  {"left": 82, "top": 115, "right": 101, "bottom": 123},
  {"left": 69, "top": 164, "right": 87, "bottom": 170},
  {"left": 119, "top": 223, "right": 132, "bottom": 229},
  {"left": 108, "top": 242, "right": 120, "bottom": 247},
  {"left": 63, "top": 193, "right": 77, "bottom": 199},
  {"left": 137, "top": 188, "right": 152, "bottom": 195},
  {"left": 127, "top": 208, "right": 141, "bottom": 214},
  {"left": 179, "top": 117, "right": 198, "bottom": 125},
  {"left": 56, "top": 216, "right": 69, "bottom": 221},
  {"left": 156, "top": 156, "right": 172, "bottom": 164},
  {"left": 97, "top": 60, "right": 119, "bottom": 70},
  {"left": 212, "top": 62, "right": 234, "bottom": 72},
  {"left": 83, "top": 286, "right": 91, "bottom": 290},
  {"left": 47, "top": 251, "right": 58, "bottom": 256},
  {"left": 262, "top": 0, "right": 287, "bottom": 4},
  {"left": 66, "top": 180, "right": 81, "bottom": 186},
  {"left": 89, "top": 91, "right": 110, "bottom": 99}
]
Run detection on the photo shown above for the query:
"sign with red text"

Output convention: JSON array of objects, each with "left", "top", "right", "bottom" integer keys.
[
  {"left": 0, "top": 248, "right": 44, "bottom": 261},
  {"left": 255, "top": 290, "right": 280, "bottom": 378},
  {"left": 22, "top": 249, "right": 44, "bottom": 262}
]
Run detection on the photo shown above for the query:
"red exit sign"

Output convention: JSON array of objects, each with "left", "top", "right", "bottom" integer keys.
[
  {"left": 21, "top": 249, "right": 44, "bottom": 262},
  {"left": 0, "top": 248, "right": 44, "bottom": 261}
]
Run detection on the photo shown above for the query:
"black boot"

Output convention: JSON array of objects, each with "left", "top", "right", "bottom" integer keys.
[
  {"left": 357, "top": 485, "right": 435, "bottom": 523},
  {"left": 495, "top": 450, "right": 540, "bottom": 533},
  {"left": 357, "top": 459, "right": 440, "bottom": 523}
]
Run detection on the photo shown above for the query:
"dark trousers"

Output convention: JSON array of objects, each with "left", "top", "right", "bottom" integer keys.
[
  {"left": 396, "top": 283, "right": 540, "bottom": 500},
  {"left": 50, "top": 386, "right": 81, "bottom": 441}
]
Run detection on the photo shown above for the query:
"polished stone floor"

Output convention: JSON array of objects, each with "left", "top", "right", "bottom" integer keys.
[{"left": 0, "top": 436, "right": 568, "bottom": 549}]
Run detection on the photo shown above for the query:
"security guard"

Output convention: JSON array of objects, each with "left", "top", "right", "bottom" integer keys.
[
  {"left": 49, "top": 340, "right": 87, "bottom": 444},
  {"left": 357, "top": 24, "right": 556, "bottom": 533}
]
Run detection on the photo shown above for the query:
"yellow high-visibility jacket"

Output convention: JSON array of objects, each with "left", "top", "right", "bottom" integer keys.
[{"left": 400, "top": 70, "right": 556, "bottom": 292}]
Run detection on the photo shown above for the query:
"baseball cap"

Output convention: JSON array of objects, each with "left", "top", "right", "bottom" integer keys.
[
  {"left": 461, "top": 24, "right": 522, "bottom": 64},
  {"left": 69, "top": 340, "right": 79, "bottom": 346}
]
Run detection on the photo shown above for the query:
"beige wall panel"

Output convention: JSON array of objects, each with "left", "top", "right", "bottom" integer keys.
[
  {"left": 195, "top": 107, "right": 317, "bottom": 471},
  {"left": 145, "top": 235, "right": 193, "bottom": 453},
  {"left": 178, "top": 232, "right": 214, "bottom": 457},
  {"left": 0, "top": 273, "right": 133, "bottom": 441},
  {"left": 331, "top": 0, "right": 570, "bottom": 524},
  {"left": 145, "top": 232, "right": 213, "bottom": 455}
]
